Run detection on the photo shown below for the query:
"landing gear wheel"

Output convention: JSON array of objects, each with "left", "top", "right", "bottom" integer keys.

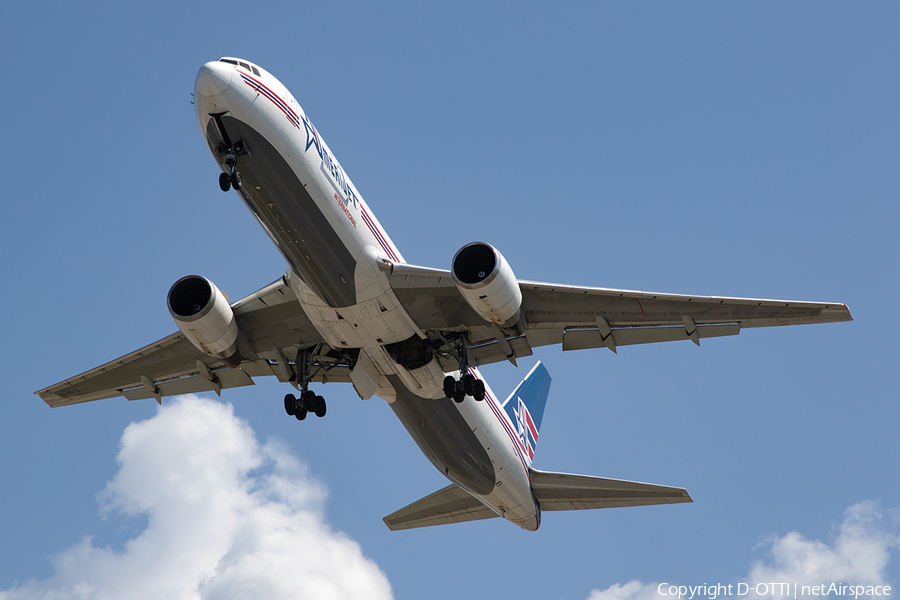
[
  {"left": 295, "top": 408, "right": 307, "bottom": 420},
  {"left": 453, "top": 391, "right": 465, "bottom": 404},
  {"left": 231, "top": 171, "right": 242, "bottom": 191},
  {"left": 300, "top": 390, "right": 325, "bottom": 414},
  {"left": 463, "top": 373, "right": 477, "bottom": 396},
  {"left": 314, "top": 395, "right": 327, "bottom": 418},
  {"left": 219, "top": 172, "right": 231, "bottom": 192},
  {"left": 284, "top": 393, "right": 297, "bottom": 416},
  {"left": 473, "top": 380, "right": 485, "bottom": 401},
  {"left": 443, "top": 376, "right": 456, "bottom": 399}
]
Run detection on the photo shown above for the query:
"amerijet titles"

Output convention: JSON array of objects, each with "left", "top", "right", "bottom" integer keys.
[
  {"left": 239, "top": 66, "right": 360, "bottom": 212},
  {"left": 300, "top": 111, "right": 360, "bottom": 210}
]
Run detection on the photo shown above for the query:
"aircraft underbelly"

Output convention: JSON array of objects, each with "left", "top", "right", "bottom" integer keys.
[
  {"left": 386, "top": 375, "right": 496, "bottom": 496},
  {"left": 204, "top": 117, "right": 357, "bottom": 308}
]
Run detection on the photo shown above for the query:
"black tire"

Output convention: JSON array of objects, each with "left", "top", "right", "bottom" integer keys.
[
  {"left": 443, "top": 376, "right": 456, "bottom": 398},
  {"left": 231, "top": 171, "right": 242, "bottom": 191},
  {"left": 219, "top": 172, "right": 231, "bottom": 192},
  {"left": 314, "top": 395, "right": 327, "bottom": 418},
  {"left": 295, "top": 408, "right": 307, "bottom": 421},
  {"left": 301, "top": 390, "right": 317, "bottom": 412},
  {"left": 473, "top": 380, "right": 485, "bottom": 401},
  {"left": 284, "top": 393, "right": 296, "bottom": 416},
  {"left": 463, "top": 373, "right": 476, "bottom": 396},
  {"left": 453, "top": 391, "right": 465, "bottom": 404}
]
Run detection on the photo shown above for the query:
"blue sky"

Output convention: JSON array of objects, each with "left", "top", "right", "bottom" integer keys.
[{"left": 2, "top": 2, "right": 899, "bottom": 598}]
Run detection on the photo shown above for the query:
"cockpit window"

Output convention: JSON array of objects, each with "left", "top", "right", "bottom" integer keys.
[{"left": 218, "top": 58, "right": 261, "bottom": 77}]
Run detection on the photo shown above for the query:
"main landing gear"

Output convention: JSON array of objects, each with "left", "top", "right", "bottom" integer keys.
[
  {"left": 443, "top": 373, "right": 485, "bottom": 404},
  {"left": 283, "top": 346, "right": 327, "bottom": 421},
  {"left": 441, "top": 334, "right": 486, "bottom": 403},
  {"left": 284, "top": 391, "right": 326, "bottom": 420}
]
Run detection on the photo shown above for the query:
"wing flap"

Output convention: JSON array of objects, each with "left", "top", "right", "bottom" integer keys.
[
  {"left": 121, "top": 362, "right": 263, "bottom": 401},
  {"left": 562, "top": 323, "right": 740, "bottom": 351},
  {"left": 383, "top": 483, "right": 499, "bottom": 531},
  {"left": 530, "top": 469, "right": 692, "bottom": 511}
]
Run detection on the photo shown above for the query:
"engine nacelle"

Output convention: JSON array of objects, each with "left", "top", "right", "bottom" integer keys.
[
  {"left": 451, "top": 242, "right": 524, "bottom": 330},
  {"left": 167, "top": 275, "right": 241, "bottom": 366}
]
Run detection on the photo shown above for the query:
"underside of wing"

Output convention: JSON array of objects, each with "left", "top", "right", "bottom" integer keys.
[
  {"left": 383, "top": 483, "right": 499, "bottom": 531},
  {"left": 520, "top": 279, "right": 852, "bottom": 329},
  {"left": 530, "top": 469, "right": 692, "bottom": 511},
  {"left": 389, "top": 262, "right": 851, "bottom": 366},
  {"left": 36, "top": 278, "right": 337, "bottom": 407}
]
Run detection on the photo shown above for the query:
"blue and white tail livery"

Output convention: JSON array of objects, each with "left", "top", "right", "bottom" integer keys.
[
  {"left": 37, "top": 57, "right": 851, "bottom": 532},
  {"left": 502, "top": 362, "right": 551, "bottom": 466}
]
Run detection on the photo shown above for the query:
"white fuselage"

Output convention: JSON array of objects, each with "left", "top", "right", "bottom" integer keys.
[{"left": 194, "top": 59, "right": 540, "bottom": 530}]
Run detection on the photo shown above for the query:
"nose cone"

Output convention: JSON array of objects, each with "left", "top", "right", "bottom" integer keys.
[{"left": 195, "top": 61, "right": 232, "bottom": 97}]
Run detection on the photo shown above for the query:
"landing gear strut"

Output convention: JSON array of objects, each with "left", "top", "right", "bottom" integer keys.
[
  {"left": 282, "top": 346, "right": 327, "bottom": 421},
  {"left": 210, "top": 112, "right": 247, "bottom": 192},
  {"left": 441, "top": 335, "right": 485, "bottom": 403}
]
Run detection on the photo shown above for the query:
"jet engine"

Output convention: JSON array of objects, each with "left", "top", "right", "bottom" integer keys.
[
  {"left": 167, "top": 275, "right": 241, "bottom": 367},
  {"left": 451, "top": 242, "right": 524, "bottom": 331}
]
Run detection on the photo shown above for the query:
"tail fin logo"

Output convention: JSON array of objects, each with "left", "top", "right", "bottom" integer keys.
[
  {"left": 513, "top": 396, "right": 539, "bottom": 462},
  {"left": 502, "top": 361, "right": 551, "bottom": 465}
]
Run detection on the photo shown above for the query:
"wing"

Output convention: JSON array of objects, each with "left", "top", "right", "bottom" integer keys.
[
  {"left": 530, "top": 469, "right": 692, "bottom": 511},
  {"left": 390, "top": 263, "right": 852, "bottom": 366},
  {"left": 383, "top": 483, "right": 499, "bottom": 530},
  {"left": 36, "top": 278, "right": 339, "bottom": 407}
]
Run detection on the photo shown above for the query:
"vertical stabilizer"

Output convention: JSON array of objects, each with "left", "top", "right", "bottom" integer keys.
[{"left": 502, "top": 361, "right": 552, "bottom": 464}]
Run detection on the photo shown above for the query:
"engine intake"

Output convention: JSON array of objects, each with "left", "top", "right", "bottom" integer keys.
[
  {"left": 167, "top": 275, "right": 241, "bottom": 366},
  {"left": 451, "top": 242, "right": 524, "bottom": 330}
]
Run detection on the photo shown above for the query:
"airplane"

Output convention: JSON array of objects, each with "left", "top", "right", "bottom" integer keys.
[{"left": 36, "top": 58, "right": 852, "bottom": 531}]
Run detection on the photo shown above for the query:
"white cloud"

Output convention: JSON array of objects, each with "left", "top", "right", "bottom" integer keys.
[
  {"left": 0, "top": 395, "right": 393, "bottom": 600},
  {"left": 587, "top": 502, "right": 900, "bottom": 600},
  {"left": 747, "top": 501, "right": 898, "bottom": 590}
]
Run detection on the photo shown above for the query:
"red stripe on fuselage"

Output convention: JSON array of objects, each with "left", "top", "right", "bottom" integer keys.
[
  {"left": 469, "top": 369, "right": 531, "bottom": 476},
  {"left": 239, "top": 70, "right": 400, "bottom": 265},
  {"left": 239, "top": 72, "right": 301, "bottom": 128},
  {"left": 359, "top": 204, "right": 399, "bottom": 262}
]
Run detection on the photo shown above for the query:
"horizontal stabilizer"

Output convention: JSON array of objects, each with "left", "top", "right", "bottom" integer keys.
[
  {"left": 530, "top": 469, "right": 692, "bottom": 511},
  {"left": 384, "top": 483, "right": 498, "bottom": 531}
]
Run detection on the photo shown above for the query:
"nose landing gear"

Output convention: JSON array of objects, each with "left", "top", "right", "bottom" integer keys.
[
  {"left": 210, "top": 112, "right": 247, "bottom": 192},
  {"left": 217, "top": 146, "right": 245, "bottom": 191},
  {"left": 219, "top": 171, "right": 242, "bottom": 192}
]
